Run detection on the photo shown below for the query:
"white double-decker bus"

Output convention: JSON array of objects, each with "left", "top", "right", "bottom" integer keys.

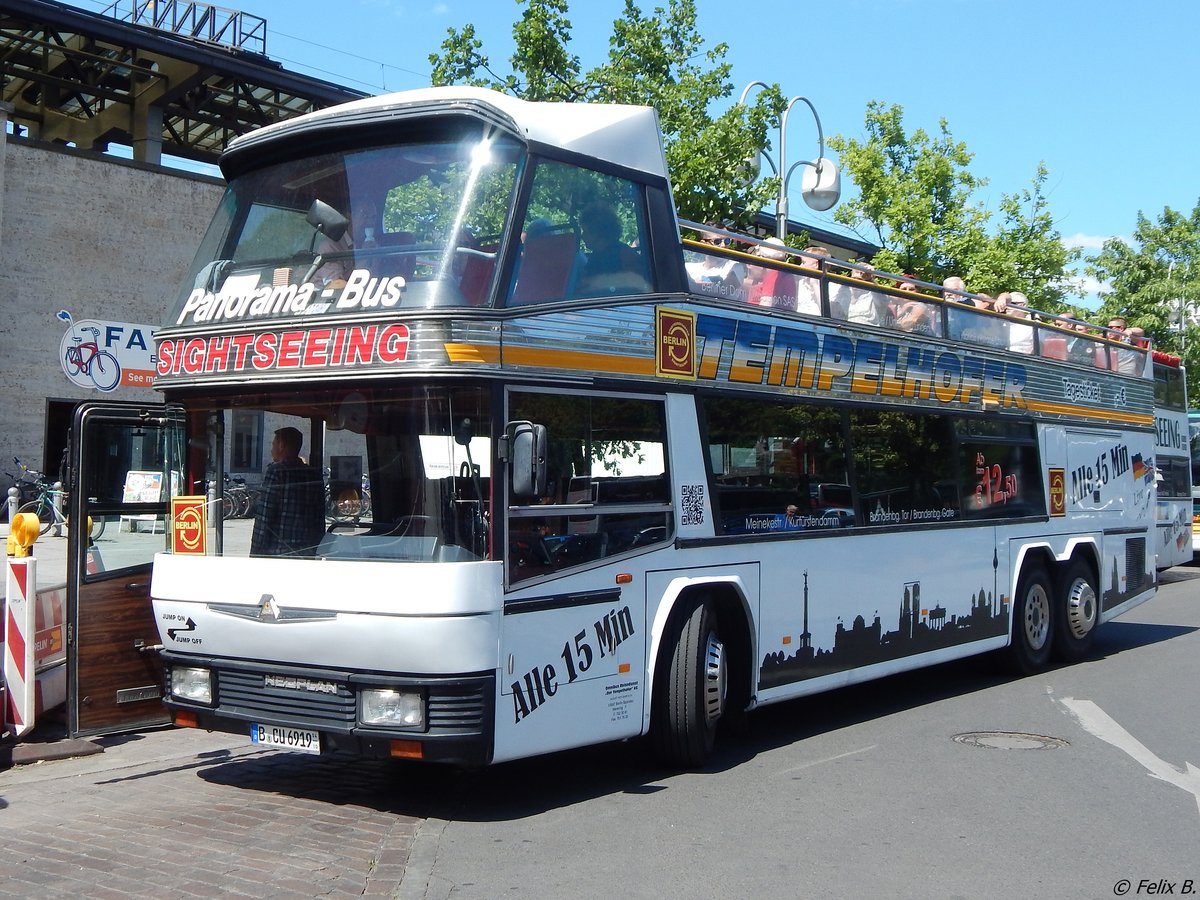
[{"left": 71, "top": 87, "right": 1160, "bottom": 767}]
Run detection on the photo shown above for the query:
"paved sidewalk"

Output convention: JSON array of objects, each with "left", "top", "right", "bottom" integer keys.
[{"left": 0, "top": 716, "right": 423, "bottom": 898}]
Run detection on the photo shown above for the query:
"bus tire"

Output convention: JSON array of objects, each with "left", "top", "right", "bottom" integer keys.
[
  {"left": 1053, "top": 558, "right": 1098, "bottom": 664},
  {"left": 651, "top": 597, "right": 726, "bottom": 768},
  {"left": 1006, "top": 564, "right": 1054, "bottom": 675}
]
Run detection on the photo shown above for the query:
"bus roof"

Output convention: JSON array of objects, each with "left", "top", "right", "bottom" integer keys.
[{"left": 223, "top": 86, "right": 670, "bottom": 181}]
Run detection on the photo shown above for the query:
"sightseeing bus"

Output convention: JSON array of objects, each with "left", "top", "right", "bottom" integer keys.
[
  {"left": 1152, "top": 355, "right": 1192, "bottom": 567},
  {"left": 68, "top": 87, "right": 1159, "bottom": 767}
]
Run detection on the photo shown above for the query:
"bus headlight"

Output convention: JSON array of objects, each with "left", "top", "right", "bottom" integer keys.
[
  {"left": 170, "top": 666, "right": 213, "bottom": 704},
  {"left": 360, "top": 688, "right": 424, "bottom": 729}
]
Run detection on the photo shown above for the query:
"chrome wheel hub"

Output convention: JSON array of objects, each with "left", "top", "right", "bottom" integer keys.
[
  {"left": 1065, "top": 578, "right": 1097, "bottom": 640},
  {"left": 1024, "top": 583, "right": 1051, "bottom": 650},
  {"left": 703, "top": 632, "right": 726, "bottom": 727}
]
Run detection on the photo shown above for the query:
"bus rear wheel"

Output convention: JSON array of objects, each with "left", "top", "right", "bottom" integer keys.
[
  {"left": 651, "top": 597, "right": 726, "bottom": 769},
  {"left": 1006, "top": 564, "right": 1054, "bottom": 675},
  {"left": 1053, "top": 558, "right": 1098, "bottom": 664}
]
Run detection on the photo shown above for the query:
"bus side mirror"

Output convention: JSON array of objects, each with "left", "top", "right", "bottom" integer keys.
[{"left": 504, "top": 421, "right": 547, "bottom": 500}]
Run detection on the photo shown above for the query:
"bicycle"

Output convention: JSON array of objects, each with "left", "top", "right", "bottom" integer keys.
[
  {"left": 64, "top": 325, "right": 121, "bottom": 391},
  {"left": 11, "top": 457, "right": 105, "bottom": 540},
  {"left": 325, "top": 472, "right": 371, "bottom": 521}
]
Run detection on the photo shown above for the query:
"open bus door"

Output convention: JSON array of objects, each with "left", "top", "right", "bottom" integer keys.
[{"left": 66, "top": 401, "right": 185, "bottom": 738}]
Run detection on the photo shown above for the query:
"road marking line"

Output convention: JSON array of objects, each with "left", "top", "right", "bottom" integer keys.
[
  {"left": 1060, "top": 696, "right": 1200, "bottom": 820},
  {"left": 778, "top": 744, "right": 878, "bottom": 776}
]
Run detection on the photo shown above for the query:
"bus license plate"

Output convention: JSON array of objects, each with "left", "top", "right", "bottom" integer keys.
[{"left": 250, "top": 723, "right": 320, "bottom": 754}]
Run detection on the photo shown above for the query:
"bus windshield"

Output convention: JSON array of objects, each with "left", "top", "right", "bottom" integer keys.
[
  {"left": 169, "top": 124, "right": 523, "bottom": 325},
  {"left": 184, "top": 383, "right": 492, "bottom": 563}
]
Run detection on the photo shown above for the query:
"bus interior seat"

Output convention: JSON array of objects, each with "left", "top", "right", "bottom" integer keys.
[
  {"left": 509, "top": 228, "right": 578, "bottom": 306},
  {"left": 458, "top": 252, "right": 496, "bottom": 306},
  {"left": 1041, "top": 336, "right": 1068, "bottom": 360}
]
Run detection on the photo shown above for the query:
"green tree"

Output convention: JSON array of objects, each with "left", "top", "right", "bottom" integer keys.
[
  {"left": 828, "top": 102, "right": 1078, "bottom": 310},
  {"left": 428, "top": 0, "right": 779, "bottom": 225},
  {"left": 1089, "top": 200, "right": 1200, "bottom": 390},
  {"left": 967, "top": 164, "right": 1080, "bottom": 310}
]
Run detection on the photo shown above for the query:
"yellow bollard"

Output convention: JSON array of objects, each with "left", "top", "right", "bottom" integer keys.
[{"left": 6, "top": 512, "right": 39, "bottom": 557}]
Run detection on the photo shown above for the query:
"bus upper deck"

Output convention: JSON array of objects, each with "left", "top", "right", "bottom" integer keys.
[{"left": 154, "top": 87, "right": 1152, "bottom": 417}]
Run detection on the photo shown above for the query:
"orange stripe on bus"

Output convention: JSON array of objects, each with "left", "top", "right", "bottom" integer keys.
[
  {"left": 504, "top": 346, "right": 656, "bottom": 375},
  {"left": 1023, "top": 399, "right": 1153, "bottom": 426},
  {"left": 443, "top": 343, "right": 501, "bottom": 364}
]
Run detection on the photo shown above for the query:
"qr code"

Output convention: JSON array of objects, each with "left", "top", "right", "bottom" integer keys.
[{"left": 681, "top": 483, "right": 705, "bottom": 526}]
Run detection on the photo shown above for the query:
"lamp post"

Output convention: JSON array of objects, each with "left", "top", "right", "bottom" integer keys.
[
  {"left": 1169, "top": 260, "right": 1186, "bottom": 354},
  {"left": 738, "top": 81, "right": 841, "bottom": 240}
]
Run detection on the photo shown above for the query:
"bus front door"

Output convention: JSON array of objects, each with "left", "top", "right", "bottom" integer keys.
[{"left": 66, "top": 401, "right": 183, "bottom": 738}]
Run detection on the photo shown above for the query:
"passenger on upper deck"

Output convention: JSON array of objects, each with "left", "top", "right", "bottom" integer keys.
[
  {"left": 843, "top": 264, "right": 890, "bottom": 326},
  {"left": 686, "top": 225, "right": 746, "bottom": 300},
  {"left": 942, "top": 275, "right": 969, "bottom": 304},
  {"left": 892, "top": 281, "right": 937, "bottom": 335},
  {"left": 792, "top": 246, "right": 829, "bottom": 315},
  {"left": 575, "top": 201, "right": 649, "bottom": 295},
  {"left": 746, "top": 238, "right": 798, "bottom": 308},
  {"left": 993, "top": 291, "right": 1034, "bottom": 354},
  {"left": 1067, "top": 320, "right": 1100, "bottom": 364}
]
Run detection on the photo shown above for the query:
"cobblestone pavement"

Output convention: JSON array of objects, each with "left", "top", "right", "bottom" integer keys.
[{"left": 0, "top": 723, "right": 428, "bottom": 898}]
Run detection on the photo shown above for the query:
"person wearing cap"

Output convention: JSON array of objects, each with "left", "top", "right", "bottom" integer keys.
[
  {"left": 251, "top": 426, "right": 326, "bottom": 558},
  {"left": 746, "top": 237, "right": 798, "bottom": 308}
]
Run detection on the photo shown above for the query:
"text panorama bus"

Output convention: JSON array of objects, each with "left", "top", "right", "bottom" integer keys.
[{"left": 143, "top": 87, "right": 1160, "bottom": 768}]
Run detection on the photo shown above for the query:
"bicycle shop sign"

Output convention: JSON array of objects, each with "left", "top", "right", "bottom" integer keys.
[{"left": 57, "top": 314, "right": 157, "bottom": 393}]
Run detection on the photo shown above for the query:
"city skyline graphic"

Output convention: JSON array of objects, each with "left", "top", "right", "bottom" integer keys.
[{"left": 760, "top": 563, "right": 1010, "bottom": 690}]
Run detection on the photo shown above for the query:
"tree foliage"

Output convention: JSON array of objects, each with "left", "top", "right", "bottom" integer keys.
[
  {"left": 1089, "top": 201, "right": 1200, "bottom": 392},
  {"left": 428, "top": 0, "right": 780, "bottom": 225},
  {"left": 828, "top": 102, "right": 1078, "bottom": 310}
]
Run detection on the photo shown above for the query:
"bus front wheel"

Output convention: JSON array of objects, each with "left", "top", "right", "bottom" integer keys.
[
  {"left": 1006, "top": 564, "right": 1054, "bottom": 675},
  {"left": 651, "top": 597, "right": 726, "bottom": 769},
  {"left": 1053, "top": 558, "right": 1098, "bottom": 664}
]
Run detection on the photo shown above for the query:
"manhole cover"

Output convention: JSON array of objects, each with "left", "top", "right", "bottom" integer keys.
[{"left": 952, "top": 731, "right": 1070, "bottom": 750}]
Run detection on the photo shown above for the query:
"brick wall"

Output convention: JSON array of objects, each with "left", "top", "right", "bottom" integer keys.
[{"left": 0, "top": 137, "right": 223, "bottom": 488}]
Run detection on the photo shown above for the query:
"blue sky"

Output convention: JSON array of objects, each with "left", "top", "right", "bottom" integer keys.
[{"left": 68, "top": 0, "right": 1200, "bottom": 303}]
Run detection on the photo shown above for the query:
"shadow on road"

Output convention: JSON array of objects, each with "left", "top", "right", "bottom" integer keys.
[{"left": 189, "top": 598, "right": 1198, "bottom": 822}]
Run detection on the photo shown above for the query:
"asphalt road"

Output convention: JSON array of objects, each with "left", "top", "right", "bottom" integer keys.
[{"left": 2, "top": 567, "right": 1198, "bottom": 899}]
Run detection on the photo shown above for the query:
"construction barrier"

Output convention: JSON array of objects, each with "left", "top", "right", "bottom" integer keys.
[{"left": 4, "top": 513, "right": 40, "bottom": 737}]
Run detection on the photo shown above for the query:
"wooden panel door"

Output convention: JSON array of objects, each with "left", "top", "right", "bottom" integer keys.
[{"left": 67, "top": 402, "right": 183, "bottom": 738}]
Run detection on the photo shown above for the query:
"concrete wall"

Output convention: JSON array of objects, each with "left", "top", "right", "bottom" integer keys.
[{"left": 0, "top": 133, "right": 223, "bottom": 492}]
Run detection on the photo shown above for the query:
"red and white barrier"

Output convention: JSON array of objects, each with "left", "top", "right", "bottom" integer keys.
[{"left": 5, "top": 554, "right": 37, "bottom": 737}]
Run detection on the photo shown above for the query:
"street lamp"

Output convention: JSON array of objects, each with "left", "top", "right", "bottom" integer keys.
[
  {"left": 1168, "top": 260, "right": 1188, "bottom": 354},
  {"left": 738, "top": 81, "right": 841, "bottom": 240}
]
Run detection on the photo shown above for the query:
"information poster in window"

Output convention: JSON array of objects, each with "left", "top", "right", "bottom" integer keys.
[{"left": 122, "top": 470, "right": 163, "bottom": 503}]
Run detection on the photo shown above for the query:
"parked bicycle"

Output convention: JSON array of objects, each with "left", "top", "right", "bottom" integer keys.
[
  {"left": 10, "top": 457, "right": 104, "bottom": 540},
  {"left": 325, "top": 471, "right": 371, "bottom": 521},
  {"left": 206, "top": 475, "right": 260, "bottom": 521}
]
